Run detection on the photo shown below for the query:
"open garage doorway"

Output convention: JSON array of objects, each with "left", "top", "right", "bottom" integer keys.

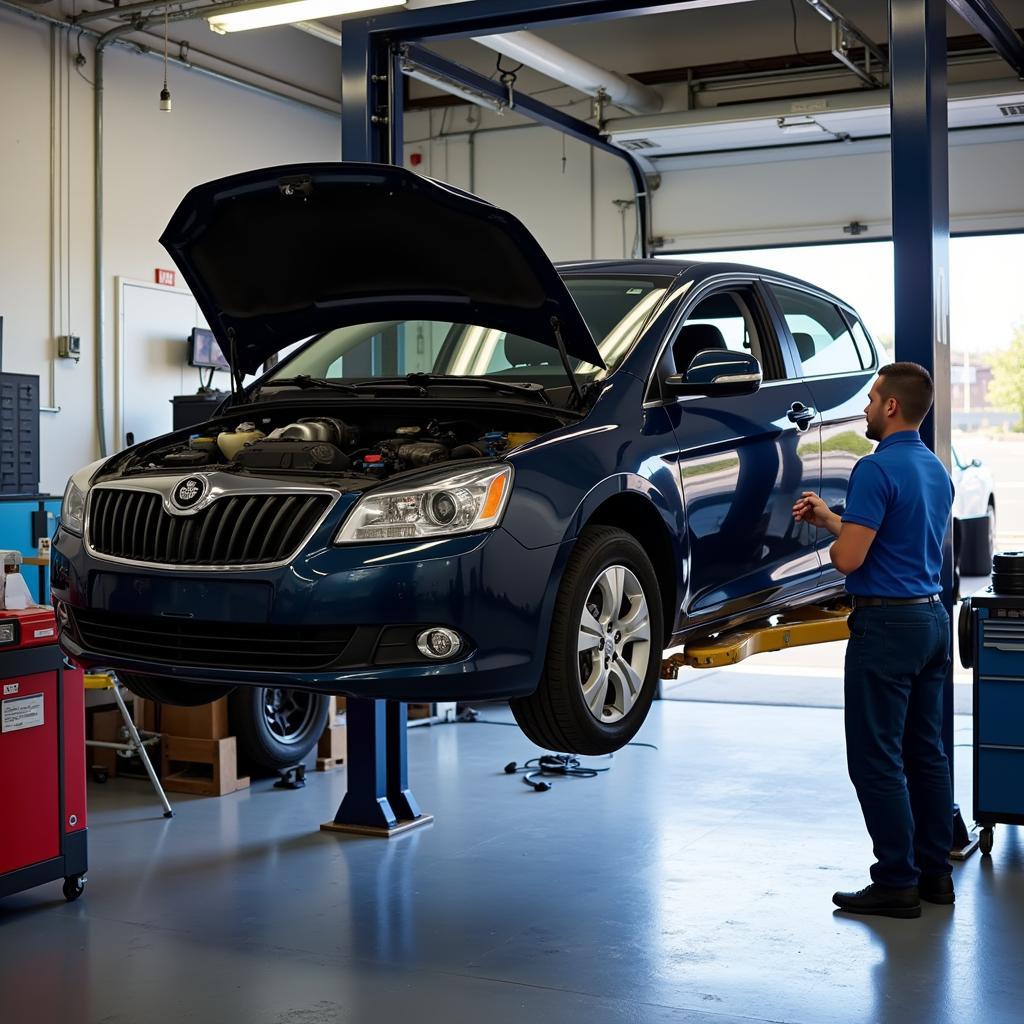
[{"left": 659, "top": 233, "right": 1024, "bottom": 712}]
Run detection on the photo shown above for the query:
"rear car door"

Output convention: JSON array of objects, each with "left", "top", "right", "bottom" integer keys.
[
  {"left": 655, "top": 279, "right": 822, "bottom": 626},
  {"left": 763, "top": 282, "right": 877, "bottom": 583}
]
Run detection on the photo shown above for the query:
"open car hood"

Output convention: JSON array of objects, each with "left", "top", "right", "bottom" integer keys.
[{"left": 159, "top": 162, "right": 603, "bottom": 376}]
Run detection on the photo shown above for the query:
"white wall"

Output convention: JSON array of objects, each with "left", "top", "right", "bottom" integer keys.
[
  {"left": 0, "top": 9, "right": 340, "bottom": 494},
  {"left": 403, "top": 108, "right": 636, "bottom": 261}
]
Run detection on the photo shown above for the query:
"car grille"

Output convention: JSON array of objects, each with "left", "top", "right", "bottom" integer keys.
[
  {"left": 69, "top": 608, "right": 353, "bottom": 671},
  {"left": 88, "top": 488, "right": 332, "bottom": 566}
]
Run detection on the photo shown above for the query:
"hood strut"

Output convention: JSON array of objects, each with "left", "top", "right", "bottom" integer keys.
[
  {"left": 226, "top": 327, "right": 243, "bottom": 395},
  {"left": 551, "top": 316, "right": 584, "bottom": 407}
]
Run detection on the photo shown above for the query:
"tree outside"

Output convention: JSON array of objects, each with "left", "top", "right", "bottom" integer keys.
[{"left": 987, "top": 326, "right": 1024, "bottom": 430}]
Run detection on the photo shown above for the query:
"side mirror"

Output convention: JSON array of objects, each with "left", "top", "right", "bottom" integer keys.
[{"left": 664, "top": 349, "right": 762, "bottom": 398}]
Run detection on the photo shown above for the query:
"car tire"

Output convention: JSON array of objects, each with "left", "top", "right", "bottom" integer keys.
[
  {"left": 511, "top": 525, "right": 663, "bottom": 755},
  {"left": 958, "top": 500, "right": 996, "bottom": 577},
  {"left": 116, "top": 672, "right": 237, "bottom": 706},
  {"left": 229, "top": 687, "right": 330, "bottom": 771}
]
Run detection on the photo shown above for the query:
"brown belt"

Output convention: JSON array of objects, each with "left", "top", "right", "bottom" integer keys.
[{"left": 851, "top": 594, "right": 941, "bottom": 607}]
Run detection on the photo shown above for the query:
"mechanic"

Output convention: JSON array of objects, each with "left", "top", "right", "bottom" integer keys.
[{"left": 792, "top": 362, "right": 954, "bottom": 920}]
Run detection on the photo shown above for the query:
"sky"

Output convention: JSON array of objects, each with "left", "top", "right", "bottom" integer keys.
[{"left": 668, "top": 233, "right": 1024, "bottom": 359}]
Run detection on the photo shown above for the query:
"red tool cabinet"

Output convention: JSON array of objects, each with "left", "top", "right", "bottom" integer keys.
[{"left": 0, "top": 607, "right": 88, "bottom": 901}]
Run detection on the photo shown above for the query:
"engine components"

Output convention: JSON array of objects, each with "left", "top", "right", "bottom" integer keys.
[
  {"left": 268, "top": 417, "right": 359, "bottom": 448},
  {"left": 144, "top": 412, "right": 549, "bottom": 481},
  {"left": 217, "top": 422, "right": 265, "bottom": 459},
  {"left": 234, "top": 439, "right": 351, "bottom": 472}
]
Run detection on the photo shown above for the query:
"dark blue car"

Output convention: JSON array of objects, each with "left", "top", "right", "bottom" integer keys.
[{"left": 53, "top": 163, "right": 878, "bottom": 754}]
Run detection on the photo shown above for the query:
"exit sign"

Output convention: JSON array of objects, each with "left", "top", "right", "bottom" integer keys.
[{"left": 155, "top": 268, "right": 176, "bottom": 287}]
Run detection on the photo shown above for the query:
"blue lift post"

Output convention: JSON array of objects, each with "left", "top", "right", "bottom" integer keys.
[
  {"left": 327, "top": 0, "right": 688, "bottom": 836},
  {"left": 888, "top": 0, "right": 1012, "bottom": 858},
  {"left": 329, "top": 0, "right": 1012, "bottom": 838}
]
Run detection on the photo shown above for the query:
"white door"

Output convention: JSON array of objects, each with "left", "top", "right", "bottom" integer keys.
[{"left": 115, "top": 278, "right": 226, "bottom": 449}]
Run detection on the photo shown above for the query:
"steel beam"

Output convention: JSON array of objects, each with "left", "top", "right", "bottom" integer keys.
[
  {"left": 362, "top": 0, "right": 718, "bottom": 42},
  {"left": 946, "top": 0, "right": 1024, "bottom": 77}
]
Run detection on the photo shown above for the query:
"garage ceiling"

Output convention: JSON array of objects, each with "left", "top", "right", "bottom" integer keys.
[{"left": 12, "top": 0, "right": 1024, "bottom": 140}]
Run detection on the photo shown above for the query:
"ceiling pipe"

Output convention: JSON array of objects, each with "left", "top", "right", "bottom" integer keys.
[
  {"left": 471, "top": 30, "right": 663, "bottom": 115},
  {"left": 94, "top": 22, "right": 139, "bottom": 457}
]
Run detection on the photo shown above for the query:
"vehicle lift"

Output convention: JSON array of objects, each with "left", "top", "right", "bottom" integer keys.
[
  {"left": 662, "top": 604, "right": 852, "bottom": 674},
  {"left": 322, "top": 0, "right": 997, "bottom": 846}
]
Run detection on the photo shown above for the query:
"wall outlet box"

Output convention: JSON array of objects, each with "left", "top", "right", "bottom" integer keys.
[{"left": 58, "top": 335, "right": 81, "bottom": 361}]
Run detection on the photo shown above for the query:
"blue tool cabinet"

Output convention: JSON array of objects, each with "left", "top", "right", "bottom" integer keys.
[
  {"left": 966, "top": 589, "right": 1024, "bottom": 855},
  {"left": 0, "top": 495, "right": 62, "bottom": 604}
]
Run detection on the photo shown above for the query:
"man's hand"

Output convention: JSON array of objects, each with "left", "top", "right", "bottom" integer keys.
[{"left": 792, "top": 491, "right": 842, "bottom": 537}]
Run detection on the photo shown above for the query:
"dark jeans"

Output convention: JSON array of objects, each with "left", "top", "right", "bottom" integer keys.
[{"left": 844, "top": 601, "right": 953, "bottom": 888}]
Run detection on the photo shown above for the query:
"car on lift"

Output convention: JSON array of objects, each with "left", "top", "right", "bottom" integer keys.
[{"left": 53, "top": 162, "right": 880, "bottom": 756}]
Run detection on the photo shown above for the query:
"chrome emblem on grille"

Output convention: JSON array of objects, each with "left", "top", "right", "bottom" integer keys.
[{"left": 172, "top": 476, "right": 207, "bottom": 510}]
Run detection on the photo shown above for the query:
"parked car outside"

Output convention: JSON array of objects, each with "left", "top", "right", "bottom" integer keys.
[
  {"left": 951, "top": 445, "right": 996, "bottom": 577},
  {"left": 53, "top": 163, "right": 880, "bottom": 755}
]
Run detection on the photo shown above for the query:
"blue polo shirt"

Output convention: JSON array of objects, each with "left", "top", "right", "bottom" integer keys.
[{"left": 841, "top": 430, "right": 953, "bottom": 598}]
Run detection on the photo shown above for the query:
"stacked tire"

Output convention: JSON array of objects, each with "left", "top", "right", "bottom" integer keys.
[{"left": 992, "top": 551, "right": 1024, "bottom": 596}]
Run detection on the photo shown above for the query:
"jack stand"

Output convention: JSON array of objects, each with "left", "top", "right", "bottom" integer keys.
[
  {"left": 274, "top": 763, "right": 306, "bottom": 790},
  {"left": 321, "top": 698, "right": 433, "bottom": 838}
]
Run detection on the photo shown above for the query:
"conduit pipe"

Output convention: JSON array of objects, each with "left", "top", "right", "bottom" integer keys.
[
  {"left": 471, "top": 30, "right": 663, "bottom": 115},
  {"left": 94, "top": 24, "right": 137, "bottom": 457}
]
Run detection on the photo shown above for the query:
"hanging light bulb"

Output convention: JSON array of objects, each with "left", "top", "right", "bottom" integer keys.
[{"left": 159, "top": 12, "right": 172, "bottom": 111}]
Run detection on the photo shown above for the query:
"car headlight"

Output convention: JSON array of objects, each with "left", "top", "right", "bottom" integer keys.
[
  {"left": 335, "top": 464, "right": 513, "bottom": 544},
  {"left": 61, "top": 459, "right": 107, "bottom": 535}
]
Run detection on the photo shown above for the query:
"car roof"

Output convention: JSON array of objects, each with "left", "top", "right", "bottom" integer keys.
[{"left": 555, "top": 258, "right": 859, "bottom": 314}]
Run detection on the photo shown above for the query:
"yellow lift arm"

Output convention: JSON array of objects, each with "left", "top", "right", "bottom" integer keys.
[{"left": 661, "top": 604, "right": 852, "bottom": 677}]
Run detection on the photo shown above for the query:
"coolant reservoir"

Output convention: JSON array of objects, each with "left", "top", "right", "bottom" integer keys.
[{"left": 217, "top": 423, "right": 265, "bottom": 460}]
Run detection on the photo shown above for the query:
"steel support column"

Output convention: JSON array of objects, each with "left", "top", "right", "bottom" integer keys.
[
  {"left": 324, "top": 20, "right": 429, "bottom": 838},
  {"left": 889, "top": 0, "right": 975, "bottom": 858}
]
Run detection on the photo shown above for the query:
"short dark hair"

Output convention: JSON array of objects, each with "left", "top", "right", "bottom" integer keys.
[{"left": 877, "top": 362, "right": 934, "bottom": 425}]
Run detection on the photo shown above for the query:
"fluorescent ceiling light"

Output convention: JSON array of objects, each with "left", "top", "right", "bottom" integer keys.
[
  {"left": 209, "top": 0, "right": 405, "bottom": 35},
  {"left": 400, "top": 60, "right": 508, "bottom": 115}
]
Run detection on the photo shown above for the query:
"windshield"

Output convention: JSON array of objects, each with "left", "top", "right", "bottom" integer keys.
[{"left": 267, "top": 276, "right": 669, "bottom": 387}]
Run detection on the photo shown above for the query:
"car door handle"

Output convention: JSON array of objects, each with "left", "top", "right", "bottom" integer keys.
[{"left": 787, "top": 403, "right": 816, "bottom": 427}]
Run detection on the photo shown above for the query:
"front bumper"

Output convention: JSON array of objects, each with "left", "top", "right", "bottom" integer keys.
[{"left": 52, "top": 526, "right": 567, "bottom": 701}]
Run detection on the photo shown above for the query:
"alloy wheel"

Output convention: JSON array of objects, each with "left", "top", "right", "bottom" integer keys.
[
  {"left": 262, "top": 688, "right": 319, "bottom": 746},
  {"left": 576, "top": 564, "right": 652, "bottom": 724}
]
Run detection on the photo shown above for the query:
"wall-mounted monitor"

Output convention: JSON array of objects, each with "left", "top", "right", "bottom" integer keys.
[{"left": 188, "top": 328, "right": 230, "bottom": 371}]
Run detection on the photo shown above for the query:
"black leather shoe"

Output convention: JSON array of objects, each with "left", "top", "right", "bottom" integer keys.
[
  {"left": 919, "top": 874, "right": 955, "bottom": 905},
  {"left": 833, "top": 883, "right": 921, "bottom": 919}
]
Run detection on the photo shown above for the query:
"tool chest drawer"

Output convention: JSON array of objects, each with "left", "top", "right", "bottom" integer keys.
[
  {"left": 977, "top": 747, "right": 1024, "bottom": 817},
  {"left": 978, "top": 618, "right": 1024, "bottom": 677},
  {"left": 977, "top": 677, "right": 1024, "bottom": 747}
]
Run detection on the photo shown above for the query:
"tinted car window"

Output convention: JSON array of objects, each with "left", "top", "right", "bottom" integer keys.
[
  {"left": 771, "top": 285, "right": 863, "bottom": 377},
  {"left": 673, "top": 289, "right": 773, "bottom": 375},
  {"left": 844, "top": 313, "right": 877, "bottom": 370}
]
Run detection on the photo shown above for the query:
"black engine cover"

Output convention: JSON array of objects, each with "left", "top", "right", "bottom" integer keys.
[{"left": 234, "top": 439, "right": 351, "bottom": 471}]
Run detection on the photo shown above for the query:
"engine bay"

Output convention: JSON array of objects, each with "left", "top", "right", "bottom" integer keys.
[{"left": 119, "top": 404, "right": 567, "bottom": 482}]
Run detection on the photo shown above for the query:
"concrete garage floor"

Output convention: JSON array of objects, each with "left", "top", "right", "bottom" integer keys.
[{"left": 1, "top": 700, "right": 1021, "bottom": 1024}]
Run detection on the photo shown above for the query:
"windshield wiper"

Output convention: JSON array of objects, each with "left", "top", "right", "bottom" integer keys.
[
  {"left": 401, "top": 373, "right": 552, "bottom": 404},
  {"left": 262, "top": 375, "right": 360, "bottom": 395},
  {"left": 262, "top": 372, "right": 552, "bottom": 404}
]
